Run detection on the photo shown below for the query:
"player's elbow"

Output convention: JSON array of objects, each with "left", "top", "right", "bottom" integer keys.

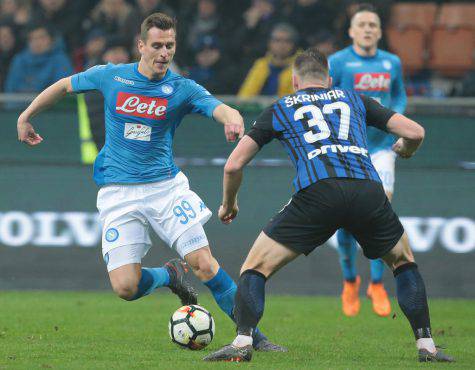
[{"left": 407, "top": 125, "right": 425, "bottom": 142}]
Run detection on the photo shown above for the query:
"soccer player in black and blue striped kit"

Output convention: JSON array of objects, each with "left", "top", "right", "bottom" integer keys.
[
  {"left": 204, "top": 48, "right": 454, "bottom": 363},
  {"left": 329, "top": 3, "right": 408, "bottom": 318}
]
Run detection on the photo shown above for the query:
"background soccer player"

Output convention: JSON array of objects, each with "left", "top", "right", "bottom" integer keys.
[
  {"left": 16, "top": 12, "right": 283, "bottom": 352},
  {"left": 328, "top": 4, "right": 408, "bottom": 318},
  {"left": 204, "top": 47, "right": 453, "bottom": 363}
]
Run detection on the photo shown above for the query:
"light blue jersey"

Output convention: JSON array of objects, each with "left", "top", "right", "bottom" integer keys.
[
  {"left": 328, "top": 46, "right": 406, "bottom": 154},
  {"left": 71, "top": 63, "right": 222, "bottom": 186}
]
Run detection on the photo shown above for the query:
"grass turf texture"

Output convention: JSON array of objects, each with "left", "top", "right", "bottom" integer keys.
[{"left": 0, "top": 292, "right": 472, "bottom": 369}]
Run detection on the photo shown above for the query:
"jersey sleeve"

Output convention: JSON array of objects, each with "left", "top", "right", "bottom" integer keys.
[
  {"left": 187, "top": 81, "right": 222, "bottom": 118},
  {"left": 360, "top": 94, "right": 396, "bottom": 131},
  {"left": 70, "top": 64, "right": 108, "bottom": 93},
  {"left": 390, "top": 57, "right": 407, "bottom": 114},
  {"left": 246, "top": 105, "right": 278, "bottom": 148},
  {"left": 328, "top": 54, "right": 341, "bottom": 86}
]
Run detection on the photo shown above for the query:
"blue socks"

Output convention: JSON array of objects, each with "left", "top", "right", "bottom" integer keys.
[
  {"left": 337, "top": 229, "right": 385, "bottom": 283},
  {"left": 131, "top": 267, "right": 170, "bottom": 300},
  {"left": 204, "top": 267, "right": 268, "bottom": 344},
  {"left": 337, "top": 229, "right": 357, "bottom": 281},
  {"left": 370, "top": 258, "right": 385, "bottom": 283},
  {"left": 394, "top": 262, "right": 432, "bottom": 339},
  {"left": 204, "top": 267, "right": 237, "bottom": 318}
]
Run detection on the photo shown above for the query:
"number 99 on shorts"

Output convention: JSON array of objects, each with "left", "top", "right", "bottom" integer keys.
[{"left": 173, "top": 200, "right": 197, "bottom": 224}]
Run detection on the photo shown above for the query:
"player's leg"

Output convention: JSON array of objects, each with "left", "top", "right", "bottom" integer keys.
[
  {"left": 205, "top": 181, "right": 340, "bottom": 362},
  {"left": 98, "top": 182, "right": 196, "bottom": 304},
  {"left": 105, "top": 243, "right": 196, "bottom": 303},
  {"left": 204, "top": 232, "right": 299, "bottom": 362},
  {"left": 176, "top": 224, "right": 285, "bottom": 351},
  {"left": 367, "top": 150, "right": 395, "bottom": 317},
  {"left": 381, "top": 240, "right": 454, "bottom": 362},
  {"left": 146, "top": 173, "right": 283, "bottom": 351},
  {"left": 106, "top": 244, "right": 169, "bottom": 300},
  {"left": 351, "top": 180, "right": 453, "bottom": 362},
  {"left": 336, "top": 228, "right": 360, "bottom": 316}
]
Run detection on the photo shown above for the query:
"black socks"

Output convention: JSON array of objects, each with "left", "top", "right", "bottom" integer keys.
[
  {"left": 234, "top": 269, "right": 267, "bottom": 336},
  {"left": 394, "top": 262, "right": 432, "bottom": 339}
]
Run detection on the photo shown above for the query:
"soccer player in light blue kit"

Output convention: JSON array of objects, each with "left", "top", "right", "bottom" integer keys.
[
  {"left": 328, "top": 4, "right": 408, "bottom": 317},
  {"left": 17, "top": 12, "right": 283, "bottom": 352}
]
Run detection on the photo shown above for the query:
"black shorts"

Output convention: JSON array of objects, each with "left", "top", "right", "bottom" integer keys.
[{"left": 263, "top": 178, "right": 404, "bottom": 259}]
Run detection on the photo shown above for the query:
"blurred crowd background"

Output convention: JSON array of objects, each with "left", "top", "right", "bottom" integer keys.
[{"left": 0, "top": 0, "right": 474, "bottom": 99}]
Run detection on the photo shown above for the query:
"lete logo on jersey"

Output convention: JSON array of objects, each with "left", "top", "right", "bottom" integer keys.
[
  {"left": 116, "top": 92, "right": 168, "bottom": 120},
  {"left": 354, "top": 73, "right": 390, "bottom": 92}
]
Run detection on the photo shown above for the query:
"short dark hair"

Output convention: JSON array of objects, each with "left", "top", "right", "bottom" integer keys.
[
  {"left": 350, "top": 3, "right": 379, "bottom": 24},
  {"left": 140, "top": 12, "right": 176, "bottom": 41},
  {"left": 354, "top": 3, "right": 377, "bottom": 14},
  {"left": 293, "top": 47, "right": 328, "bottom": 81}
]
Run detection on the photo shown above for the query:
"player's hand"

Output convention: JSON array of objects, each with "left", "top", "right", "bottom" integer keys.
[
  {"left": 223, "top": 109, "right": 244, "bottom": 143},
  {"left": 392, "top": 138, "right": 413, "bottom": 158},
  {"left": 218, "top": 203, "right": 239, "bottom": 224},
  {"left": 224, "top": 119, "right": 244, "bottom": 143},
  {"left": 17, "top": 119, "right": 43, "bottom": 146}
]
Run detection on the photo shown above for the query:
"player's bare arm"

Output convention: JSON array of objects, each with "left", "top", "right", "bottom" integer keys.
[
  {"left": 386, "top": 114, "right": 425, "bottom": 158},
  {"left": 17, "top": 77, "right": 73, "bottom": 146},
  {"left": 212, "top": 104, "right": 245, "bottom": 142},
  {"left": 219, "top": 135, "right": 260, "bottom": 224}
]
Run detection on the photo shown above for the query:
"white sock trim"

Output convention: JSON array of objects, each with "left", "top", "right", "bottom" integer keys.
[
  {"left": 232, "top": 334, "right": 253, "bottom": 348},
  {"left": 416, "top": 338, "right": 436, "bottom": 353}
]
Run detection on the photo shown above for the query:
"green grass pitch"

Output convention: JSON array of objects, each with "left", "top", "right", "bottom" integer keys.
[{"left": 0, "top": 291, "right": 472, "bottom": 369}]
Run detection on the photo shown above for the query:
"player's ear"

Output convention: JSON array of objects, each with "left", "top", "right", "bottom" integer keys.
[
  {"left": 137, "top": 37, "right": 145, "bottom": 54},
  {"left": 348, "top": 24, "right": 355, "bottom": 40},
  {"left": 292, "top": 72, "right": 299, "bottom": 92}
]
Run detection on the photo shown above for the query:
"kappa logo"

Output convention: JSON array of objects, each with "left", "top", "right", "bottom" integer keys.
[
  {"left": 116, "top": 92, "right": 168, "bottom": 120},
  {"left": 345, "top": 61, "right": 362, "bottom": 67},
  {"left": 114, "top": 76, "right": 134, "bottom": 85},
  {"left": 354, "top": 73, "right": 391, "bottom": 92}
]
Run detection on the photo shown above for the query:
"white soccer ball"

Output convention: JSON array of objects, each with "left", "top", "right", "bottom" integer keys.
[{"left": 168, "top": 305, "right": 215, "bottom": 350}]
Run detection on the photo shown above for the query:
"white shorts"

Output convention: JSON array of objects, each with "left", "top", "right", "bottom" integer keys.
[
  {"left": 371, "top": 149, "right": 397, "bottom": 194},
  {"left": 97, "top": 172, "right": 212, "bottom": 260},
  {"left": 104, "top": 223, "right": 209, "bottom": 271}
]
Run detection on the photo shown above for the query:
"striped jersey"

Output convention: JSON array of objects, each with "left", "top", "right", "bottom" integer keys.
[{"left": 247, "top": 87, "right": 396, "bottom": 193}]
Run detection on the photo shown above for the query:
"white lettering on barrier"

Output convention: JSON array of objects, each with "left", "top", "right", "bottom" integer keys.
[
  {"left": 0, "top": 212, "right": 101, "bottom": 248},
  {"left": 328, "top": 217, "right": 475, "bottom": 254},
  {"left": 34, "top": 212, "right": 72, "bottom": 246},
  {"left": 62, "top": 212, "right": 101, "bottom": 247},
  {"left": 440, "top": 218, "right": 475, "bottom": 254},
  {"left": 0, "top": 212, "right": 474, "bottom": 253},
  {"left": 401, "top": 217, "right": 444, "bottom": 252},
  {"left": 0, "top": 212, "right": 34, "bottom": 247}
]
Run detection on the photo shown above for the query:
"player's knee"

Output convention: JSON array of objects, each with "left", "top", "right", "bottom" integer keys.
[
  {"left": 111, "top": 280, "right": 138, "bottom": 301},
  {"left": 382, "top": 238, "right": 415, "bottom": 271},
  {"left": 186, "top": 249, "right": 219, "bottom": 281}
]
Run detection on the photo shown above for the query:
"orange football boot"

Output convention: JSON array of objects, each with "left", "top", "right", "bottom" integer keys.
[
  {"left": 367, "top": 282, "right": 391, "bottom": 317},
  {"left": 341, "top": 276, "right": 361, "bottom": 316}
]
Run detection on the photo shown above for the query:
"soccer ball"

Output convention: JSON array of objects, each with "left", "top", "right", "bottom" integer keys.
[{"left": 168, "top": 305, "right": 215, "bottom": 350}]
